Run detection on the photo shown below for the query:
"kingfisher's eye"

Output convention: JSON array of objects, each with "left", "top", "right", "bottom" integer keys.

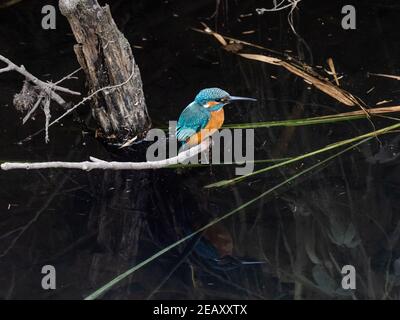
[{"left": 216, "top": 98, "right": 228, "bottom": 103}]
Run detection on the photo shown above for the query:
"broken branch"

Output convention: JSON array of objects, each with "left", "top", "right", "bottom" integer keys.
[{"left": 0, "top": 54, "right": 80, "bottom": 107}]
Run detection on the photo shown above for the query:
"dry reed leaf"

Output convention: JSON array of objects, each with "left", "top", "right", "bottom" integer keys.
[
  {"left": 376, "top": 99, "right": 392, "bottom": 105},
  {"left": 279, "top": 61, "right": 358, "bottom": 106},
  {"left": 239, "top": 52, "right": 358, "bottom": 106},
  {"left": 200, "top": 22, "right": 227, "bottom": 46},
  {"left": 323, "top": 105, "right": 400, "bottom": 118},
  {"left": 197, "top": 24, "right": 361, "bottom": 107},
  {"left": 212, "top": 32, "right": 228, "bottom": 46},
  {"left": 0, "top": 0, "right": 23, "bottom": 9},
  {"left": 224, "top": 43, "right": 243, "bottom": 53},
  {"left": 366, "top": 87, "right": 375, "bottom": 94},
  {"left": 238, "top": 53, "right": 282, "bottom": 65},
  {"left": 369, "top": 73, "right": 400, "bottom": 81},
  {"left": 192, "top": 26, "right": 277, "bottom": 52},
  {"left": 242, "top": 30, "right": 256, "bottom": 34}
]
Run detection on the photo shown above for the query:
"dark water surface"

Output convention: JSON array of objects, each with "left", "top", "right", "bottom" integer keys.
[{"left": 0, "top": 0, "right": 400, "bottom": 299}]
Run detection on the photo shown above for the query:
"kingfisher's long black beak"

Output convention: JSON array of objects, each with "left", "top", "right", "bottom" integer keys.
[{"left": 228, "top": 96, "right": 257, "bottom": 102}]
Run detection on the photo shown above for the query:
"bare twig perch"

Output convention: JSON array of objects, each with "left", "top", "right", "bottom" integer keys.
[
  {"left": 1, "top": 139, "right": 211, "bottom": 171},
  {"left": 59, "top": 0, "right": 151, "bottom": 141}
]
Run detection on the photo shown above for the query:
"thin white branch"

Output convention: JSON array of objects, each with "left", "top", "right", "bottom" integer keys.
[
  {"left": 22, "top": 95, "right": 44, "bottom": 124},
  {"left": 43, "top": 96, "right": 51, "bottom": 143},
  {"left": 19, "top": 62, "right": 137, "bottom": 143},
  {"left": 1, "top": 139, "right": 211, "bottom": 171},
  {"left": 256, "top": 0, "right": 301, "bottom": 13},
  {"left": 0, "top": 65, "right": 12, "bottom": 73},
  {"left": 54, "top": 67, "right": 82, "bottom": 85}
]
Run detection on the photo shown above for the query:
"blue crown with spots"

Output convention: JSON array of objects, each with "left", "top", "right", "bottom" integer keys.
[{"left": 194, "top": 88, "right": 230, "bottom": 104}]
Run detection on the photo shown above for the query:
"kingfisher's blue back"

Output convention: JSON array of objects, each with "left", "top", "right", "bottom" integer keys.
[
  {"left": 176, "top": 88, "right": 256, "bottom": 147},
  {"left": 176, "top": 101, "right": 210, "bottom": 143}
]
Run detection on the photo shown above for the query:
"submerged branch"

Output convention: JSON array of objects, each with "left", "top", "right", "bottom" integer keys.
[
  {"left": 20, "top": 65, "right": 137, "bottom": 143},
  {"left": 1, "top": 139, "right": 211, "bottom": 171},
  {"left": 1, "top": 54, "right": 82, "bottom": 143},
  {"left": 0, "top": 54, "right": 80, "bottom": 107}
]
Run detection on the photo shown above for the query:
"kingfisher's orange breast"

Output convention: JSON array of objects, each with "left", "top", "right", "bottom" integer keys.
[
  {"left": 205, "top": 108, "right": 225, "bottom": 130},
  {"left": 186, "top": 109, "right": 225, "bottom": 146}
]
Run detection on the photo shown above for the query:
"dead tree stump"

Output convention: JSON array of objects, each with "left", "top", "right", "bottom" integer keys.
[{"left": 59, "top": 0, "right": 151, "bottom": 142}]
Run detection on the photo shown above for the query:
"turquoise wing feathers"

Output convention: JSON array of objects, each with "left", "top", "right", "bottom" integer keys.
[{"left": 176, "top": 102, "right": 210, "bottom": 142}]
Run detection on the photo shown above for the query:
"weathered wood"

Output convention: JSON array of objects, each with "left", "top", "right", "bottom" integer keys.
[{"left": 59, "top": 0, "right": 151, "bottom": 141}]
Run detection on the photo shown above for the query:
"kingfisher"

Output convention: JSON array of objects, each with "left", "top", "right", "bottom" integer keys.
[{"left": 176, "top": 88, "right": 256, "bottom": 147}]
